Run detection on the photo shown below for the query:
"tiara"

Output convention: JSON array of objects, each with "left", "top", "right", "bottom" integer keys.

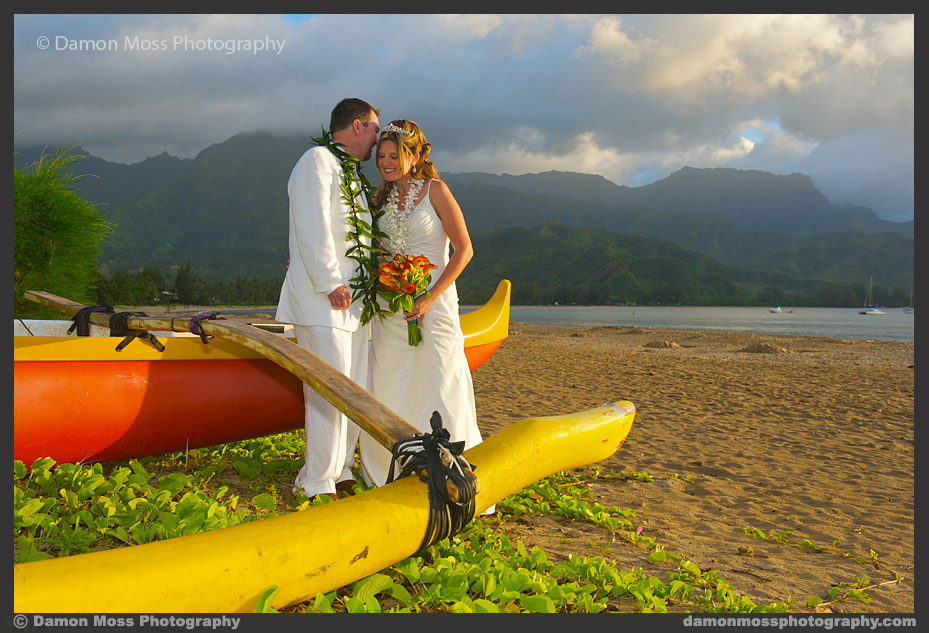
[{"left": 383, "top": 123, "right": 412, "bottom": 136}]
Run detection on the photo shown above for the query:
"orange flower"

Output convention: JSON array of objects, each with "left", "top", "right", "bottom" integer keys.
[
  {"left": 376, "top": 253, "right": 437, "bottom": 346},
  {"left": 411, "top": 254, "right": 434, "bottom": 271}
]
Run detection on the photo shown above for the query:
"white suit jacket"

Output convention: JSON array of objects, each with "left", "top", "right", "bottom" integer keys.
[{"left": 276, "top": 145, "right": 371, "bottom": 331}]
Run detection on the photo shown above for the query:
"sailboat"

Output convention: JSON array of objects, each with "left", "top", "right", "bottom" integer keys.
[
  {"left": 859, "top": 276, "right": 885, "bottom": 315},
  {"left": 904, "top": 287, "right": 914, "bottom": 314}
]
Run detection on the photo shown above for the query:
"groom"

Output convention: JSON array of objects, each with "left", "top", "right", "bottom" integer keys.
[{"left": 276, "top": 98, "right": 380, "bottom": 501}]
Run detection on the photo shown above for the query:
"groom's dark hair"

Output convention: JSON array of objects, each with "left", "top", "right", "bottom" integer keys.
[{"left": 331, "top": 98, "right": 379, "bottom": 133}]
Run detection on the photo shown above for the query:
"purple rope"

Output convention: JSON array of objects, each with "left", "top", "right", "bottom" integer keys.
[{"left": 188, "top": 313, "right": 226, "bottom": 343}]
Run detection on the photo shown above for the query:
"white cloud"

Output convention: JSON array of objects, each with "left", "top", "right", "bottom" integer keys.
[{"left": 13, "top": 13, "right": 913, "bottom": 221}]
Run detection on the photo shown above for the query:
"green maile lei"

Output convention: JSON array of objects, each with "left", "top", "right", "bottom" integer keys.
[{"left": 309, "top": 127, "right": 389, "bottom": 325}]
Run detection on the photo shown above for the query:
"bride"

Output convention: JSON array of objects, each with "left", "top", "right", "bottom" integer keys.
[{"left": 358, "top": 119, "right": 487, "bottom": 493}]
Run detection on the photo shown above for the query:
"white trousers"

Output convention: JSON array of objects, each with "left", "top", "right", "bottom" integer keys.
[{"left": 292, "top": 323, "right": 370, "bottom": 497}]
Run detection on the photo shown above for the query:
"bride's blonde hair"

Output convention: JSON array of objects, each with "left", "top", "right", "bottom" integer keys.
[{"left": 373, "top": 119, "right": 440, "bottom": 207}]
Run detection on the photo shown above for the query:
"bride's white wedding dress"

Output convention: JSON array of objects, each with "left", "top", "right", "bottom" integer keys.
[{"left": 359, "top": 179, "right": 486, "bottom": 489}]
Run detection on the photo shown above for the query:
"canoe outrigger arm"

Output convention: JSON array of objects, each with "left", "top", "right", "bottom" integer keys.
[
  {"left": 25, "top": 290, "right": 490, "bottom": 548},
  {"left": 25, "top": 290, "right": 480, "bottom": 532}
]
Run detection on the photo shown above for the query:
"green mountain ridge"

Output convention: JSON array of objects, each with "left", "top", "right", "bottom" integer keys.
[
  {"left": 457, "top": 222, "right": 844, "bottom": 307},
  {"left": 13, "top": 132, "right": 913, "bottom": 302},
  {"left": 14, "top": 145, "right": 192, "bottom": 205},
  {"left": 445, "top": 182, "right": 914, "bottom": 288},
  {"left": 445, "top": 167, "right": 913, "bottom": 238}
]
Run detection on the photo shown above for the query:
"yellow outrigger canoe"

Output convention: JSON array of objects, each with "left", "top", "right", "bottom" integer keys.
[{"left": 14, "top": 401, "right": 635, "bottom": 613}]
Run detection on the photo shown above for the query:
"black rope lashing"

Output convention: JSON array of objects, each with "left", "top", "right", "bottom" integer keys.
[
  {"left": 68, "top": 304, "right": 115, "bottom": 336},
  {"left": 386, "top": 411, "right": 480, "bottom": 552},
  {"left": 109, "top": 311, "right": 165, "bottom": 353},
  {"left": 188, "top": 313, "right": 226, "bottom": 344}
]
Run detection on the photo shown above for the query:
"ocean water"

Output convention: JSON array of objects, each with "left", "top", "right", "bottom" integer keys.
[
  {"left": 466, "top": 306, "right": 915, "bottom": 343},
  {"left": 212, "top": 304, "right": 914, "bottom": 342}
]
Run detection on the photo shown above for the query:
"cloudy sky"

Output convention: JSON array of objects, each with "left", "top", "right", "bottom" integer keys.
[{"left": 13, "top": 13, "right": 914, "bottom": 222}]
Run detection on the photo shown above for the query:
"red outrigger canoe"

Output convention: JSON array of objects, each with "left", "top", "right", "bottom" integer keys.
[{"left": 14, "top": 280, "right": 510, "bottom": 467}]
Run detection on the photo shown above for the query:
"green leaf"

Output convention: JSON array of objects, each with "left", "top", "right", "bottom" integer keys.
[
  {"left": 310, "top": 592, "right": 334, "bottom": 613},
  {"left": 474, "top": 598, "right": 500, "bottom": 613},
  {"left": 353, "top": 573, "right": 393, "bottom": 602},
  {"left": 110, "top": 526, "right": 130, "bottom": 543},
  {"left": 233, "top": 459, "right": 261, "bottom": 480},
  {"left": 520, "top": 595, "right": 556, "bottom": 613},
  {"left": 59, "top": 488, "right": 80, "bottom": 509},
  {"left": 394, "top": 557, "right": 421, "bottom": 584},
  {"left": 261, "top": 460, "right": 289, "bottom": 474},
  {"left": 669, "top": 579, "right": 689, "bottom": 599},
  {"left": 129, "top": 460, "right": 150, "bottom": 480},
  {"left": 255, "top": 585, "right": 280, "bottom": 613},
  {"left": 35, "top": 473, "right": 55, "bottom": 497},
  {"left": 250, "top": 493, "right": 277, "bottom": 511},
  {"left": 157, "top": 473, "right": 187, "bottom": 496},
  {"left": 15, "top": 534, "right": 50, "bottom": 563},
  {"left": 76, "top": 510, "right": 95, "bottom": 529},
  {"left": 648, "top": 551, "right": 667, "bottom": 563},
  {"left": 386, "top": 583, "right": 413, "bottom": 607},
  {"left": 30, "top": 457, "right": 57, "bottom": 473},
  {"left": 159, "top": 512, "right": 178, "bottom": 535}
]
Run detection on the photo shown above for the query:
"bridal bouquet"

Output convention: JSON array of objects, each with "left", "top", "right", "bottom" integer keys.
[{"left": 377, "top": 254, "right": 437, "bottom": 346}]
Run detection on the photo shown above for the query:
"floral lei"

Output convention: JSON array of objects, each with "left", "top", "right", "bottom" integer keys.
[
  {"left": 381, "top": 179, "right": 423, "bottom": 257},
  {"left": 310, "top": 127, "right": 389, "bottom": 325}
]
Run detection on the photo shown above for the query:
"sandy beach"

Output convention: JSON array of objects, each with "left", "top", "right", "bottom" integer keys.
[
  {"left": 131, "top": 305, "right": 914, "bottom": 612},
  {"left": 471, "top": 322, "right": 914, "bottom": 613}
]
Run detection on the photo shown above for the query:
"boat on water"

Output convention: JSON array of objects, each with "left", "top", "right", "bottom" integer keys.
[
  {"left": 14, "top": 280, "right": 511, "bottom": 467},
  {"left": 769, "top": 306, "right": 783, "bottom": 313},
  {"left": 903, "top": 288, "right": 914, "bottom": 313},
  {"left": 859, "top": 276, "right": 885, "bottom": 315}
]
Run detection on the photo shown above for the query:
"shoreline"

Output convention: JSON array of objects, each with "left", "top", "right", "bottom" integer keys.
[{"left": 121, "top": 303, "right": 914, "bottom": 344}]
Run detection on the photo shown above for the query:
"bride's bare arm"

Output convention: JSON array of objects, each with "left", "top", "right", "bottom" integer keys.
[{"left": 405, "top": 180, "right": 473, "bottom": 324}]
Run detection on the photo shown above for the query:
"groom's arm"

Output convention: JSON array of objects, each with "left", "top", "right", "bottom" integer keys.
[{"left": 289, "top": 149, "right": 349, "bottom": 309}]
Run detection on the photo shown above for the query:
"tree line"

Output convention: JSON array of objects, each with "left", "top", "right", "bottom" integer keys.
[{"left": 98, "top": 261, "right": 283, "bottom": 307}]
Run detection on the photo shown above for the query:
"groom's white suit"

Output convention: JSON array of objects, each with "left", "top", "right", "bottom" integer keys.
[{"left": 276, "top": 144, "right": 372, "bottom": 498}]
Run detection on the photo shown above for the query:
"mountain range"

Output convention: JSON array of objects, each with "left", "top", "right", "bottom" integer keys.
[
  {"left": 448, "top": 168, "right": 911, "bottom": 238},
  {"left": 14, "top": 132, "right": 914, "bottom": 302}
]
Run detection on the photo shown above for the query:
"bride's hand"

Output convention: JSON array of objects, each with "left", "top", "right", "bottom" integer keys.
[{"left": 403, "top": 294, "right": 435, "bottom": 328}]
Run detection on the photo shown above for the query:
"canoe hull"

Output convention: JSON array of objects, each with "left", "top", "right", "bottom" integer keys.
[
  {"left": 13, "top": 337, "right": 503, "bottom": 466},
  {"left": 14, "top": 357, "right": 305, "bottom": 466},
  {"left": 13, "top": 401, "right": 635, "bottom": 613},
  {"left": 14, "top": 279, "right": 511, "bottom": 467}
]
